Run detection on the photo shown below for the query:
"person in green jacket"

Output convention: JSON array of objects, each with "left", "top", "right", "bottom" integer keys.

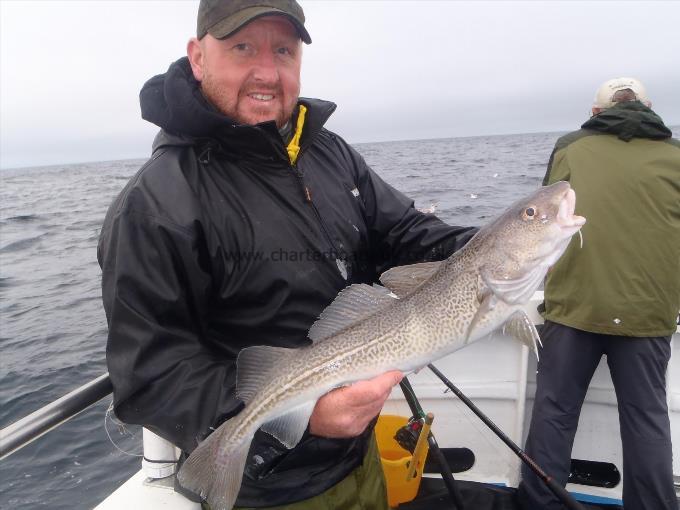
[{"left": 517, "top": 77, "right": 680, "bottom": 510}]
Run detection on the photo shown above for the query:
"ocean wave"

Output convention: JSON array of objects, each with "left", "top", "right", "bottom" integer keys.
[
  {"left": 0, "top": 276, "right": 17, "bottom": 288},
  {"left": 2, "top": 214, "right": 43, "bottom": 223},
  {"left": 0, "top": 233, "right": 50, "bottom": 253}
]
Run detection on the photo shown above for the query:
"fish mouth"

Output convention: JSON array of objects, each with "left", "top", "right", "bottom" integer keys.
[{"left": 556, "top": 187, "right": 586, "bottom": 236}]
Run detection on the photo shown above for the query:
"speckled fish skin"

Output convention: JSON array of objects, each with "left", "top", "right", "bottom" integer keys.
[{"left": 178, "top": 181, "right": 585, "bottom": 510}]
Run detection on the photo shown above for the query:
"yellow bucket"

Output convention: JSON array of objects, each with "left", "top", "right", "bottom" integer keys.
[{"left": 375, "top": 415, "right": 429, "bottom": 508}]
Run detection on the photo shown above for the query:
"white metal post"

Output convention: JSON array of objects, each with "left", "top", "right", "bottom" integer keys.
[{"left": 142, "top": 428, "right": 179, "bottom": 479}]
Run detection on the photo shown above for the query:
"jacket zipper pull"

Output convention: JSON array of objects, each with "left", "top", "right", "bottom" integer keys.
[
  {"left": 198, "top": 145, "right": 212, "bottom": 164},
  {"left": 292, "top": 164, "right": 312, "bottom": 203}
]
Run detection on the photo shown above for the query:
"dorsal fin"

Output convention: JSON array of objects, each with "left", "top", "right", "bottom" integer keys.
[
  {"left": 379, "top": 261, "right": 443, "bottom": 297},
  {"left": 307, "top": 284, "right": 398, "bottom": 343},
  {"left": 236, "top": 345, "right": 295, "bottom": 404}
]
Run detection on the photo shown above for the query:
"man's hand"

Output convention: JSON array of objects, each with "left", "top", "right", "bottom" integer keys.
[{"left": 308, "top": 370, "right": 404, "bottom": 438}]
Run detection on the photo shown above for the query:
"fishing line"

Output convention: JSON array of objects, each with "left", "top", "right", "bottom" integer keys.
[{"left": 104, "top": 400, "right": 143, "bottom": 457}]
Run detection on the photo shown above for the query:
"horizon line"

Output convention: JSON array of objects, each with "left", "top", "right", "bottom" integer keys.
[{"left": 2, "top": 124, "right": 679, "bottom": 172}]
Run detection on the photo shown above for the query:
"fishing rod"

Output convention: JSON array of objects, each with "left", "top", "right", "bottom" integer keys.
[
  {"left": 399, "top": 377, "right": 465, "bottom": 510},
  {"left": 427, "top": 363, "right": 587, "bottom": 510}
]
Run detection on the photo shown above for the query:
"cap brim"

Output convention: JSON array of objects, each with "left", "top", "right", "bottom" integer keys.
[{"left": 207, "top": 7, "right": 311, "bottom": 44}]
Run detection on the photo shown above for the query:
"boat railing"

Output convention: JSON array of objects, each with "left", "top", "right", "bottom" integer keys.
[
  {"left": 1, "top": 372, "right": 181, "bottom": 481},
  {"left": 0, "top": 373, "right": 113, "bottom": 460}
]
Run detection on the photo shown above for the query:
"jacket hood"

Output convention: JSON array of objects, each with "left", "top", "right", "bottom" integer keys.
[
  {"left": 140, "top": 57, "right": 336, "bottom": 156},
  {"left": 581, "top": 101, "right": 672, "bottom": 142}
]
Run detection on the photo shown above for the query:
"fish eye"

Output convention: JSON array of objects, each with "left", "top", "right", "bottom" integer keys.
[{"left": 523, "top": 206, "right": 537, "bottom": 220}]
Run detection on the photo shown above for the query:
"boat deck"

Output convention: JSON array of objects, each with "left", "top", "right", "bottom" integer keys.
[{"left": 402, "top": 478, "right": 623, "bottom": 509}]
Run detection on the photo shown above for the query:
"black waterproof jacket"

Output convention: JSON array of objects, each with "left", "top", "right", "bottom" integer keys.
[{"left": 98, "top": 57, "right": 476, "bottom": 507}]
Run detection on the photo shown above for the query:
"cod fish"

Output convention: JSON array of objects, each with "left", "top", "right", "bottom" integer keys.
[{"left": 178, "top": 181, "right": 586, "bottom": 510}]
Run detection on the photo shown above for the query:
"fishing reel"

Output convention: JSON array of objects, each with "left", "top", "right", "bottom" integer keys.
[{"left": 394, "top": 415, "right": 425, "bottom": 453}]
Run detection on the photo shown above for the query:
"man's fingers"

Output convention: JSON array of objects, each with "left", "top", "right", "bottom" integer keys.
[
  {"left": 368, "top": 370, "right": 404, "bottom": 389},
  {"left": 323, "top": 370, "right": 405, "bottom": 403},
  {"left": 309, "top": 370, "right": 405, "bottom": 438},
  {"left": 344, "top": 370, "right": 404, "bottom": 402}
]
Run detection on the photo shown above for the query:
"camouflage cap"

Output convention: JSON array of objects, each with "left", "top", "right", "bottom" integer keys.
[{"left": 197, "top": 0, "right": 311, "bottom": 43}]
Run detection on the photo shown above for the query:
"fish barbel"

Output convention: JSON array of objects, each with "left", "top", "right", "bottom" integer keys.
[{"left": 178, "top": 181, "right": 586, "bottom": 510}]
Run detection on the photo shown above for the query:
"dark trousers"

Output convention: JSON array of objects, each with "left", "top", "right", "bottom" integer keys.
[{"left": 516, "top": 321, "right": 676, "bottom": 510}]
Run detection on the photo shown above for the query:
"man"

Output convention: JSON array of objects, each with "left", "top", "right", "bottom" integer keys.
[
  {"left": 97, "top": 1, "right": 475, "bottom": 509},
  {"left": 517, "top": 77, "right": 680, "bottom": 510}
]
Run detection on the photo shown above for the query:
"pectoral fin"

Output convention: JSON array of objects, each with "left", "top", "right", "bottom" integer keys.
[
  {"left": 464, "top": 288, "right": 497, "bottom": 343},
  {"left": 260, "top": 401, "right": 316, "bottom": 449},
  {"left": 503, "top": 310, "right": 542, "bottom": 360}
]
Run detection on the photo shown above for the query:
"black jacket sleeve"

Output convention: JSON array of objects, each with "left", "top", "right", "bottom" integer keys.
[
  {"left": 98, "top": 206, "right": 242, "bottom": 453},
  {"left": 349, "top": 146, "right": 477, "bottom": 273}
]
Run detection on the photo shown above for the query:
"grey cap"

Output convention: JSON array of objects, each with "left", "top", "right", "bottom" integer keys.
[{"left": 197, "top": 0, "right": 311, "bottom": 43}]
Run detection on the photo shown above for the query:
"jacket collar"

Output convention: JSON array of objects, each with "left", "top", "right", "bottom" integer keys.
[{"left": 581, "top": 101, "right": 672, "bottom": 142}]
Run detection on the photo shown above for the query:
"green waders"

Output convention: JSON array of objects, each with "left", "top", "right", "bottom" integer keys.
[{"left": 202, "top": 433, "right": 389, "bottom": 510}]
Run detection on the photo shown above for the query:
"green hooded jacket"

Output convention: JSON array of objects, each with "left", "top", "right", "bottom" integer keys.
[{"left": 542, "top": 101, "right": 680, "bottom": 336}]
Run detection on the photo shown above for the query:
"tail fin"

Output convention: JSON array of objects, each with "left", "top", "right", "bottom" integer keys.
[{"left": 177, "top": 424, "right": 251, "bottom": 510}]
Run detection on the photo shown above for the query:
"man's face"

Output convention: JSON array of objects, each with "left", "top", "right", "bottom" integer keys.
[{"left": 188, "top": 16, "right": 302, "bottom": 128}]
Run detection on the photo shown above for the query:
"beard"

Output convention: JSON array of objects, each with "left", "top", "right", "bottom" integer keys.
[{"left": 200, "top": 69, "right": 295, "bottom": 128}]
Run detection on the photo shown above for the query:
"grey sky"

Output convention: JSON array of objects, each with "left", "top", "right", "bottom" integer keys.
[{"left": 1, "top": 0, "right": 679, "bottom": 169}]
